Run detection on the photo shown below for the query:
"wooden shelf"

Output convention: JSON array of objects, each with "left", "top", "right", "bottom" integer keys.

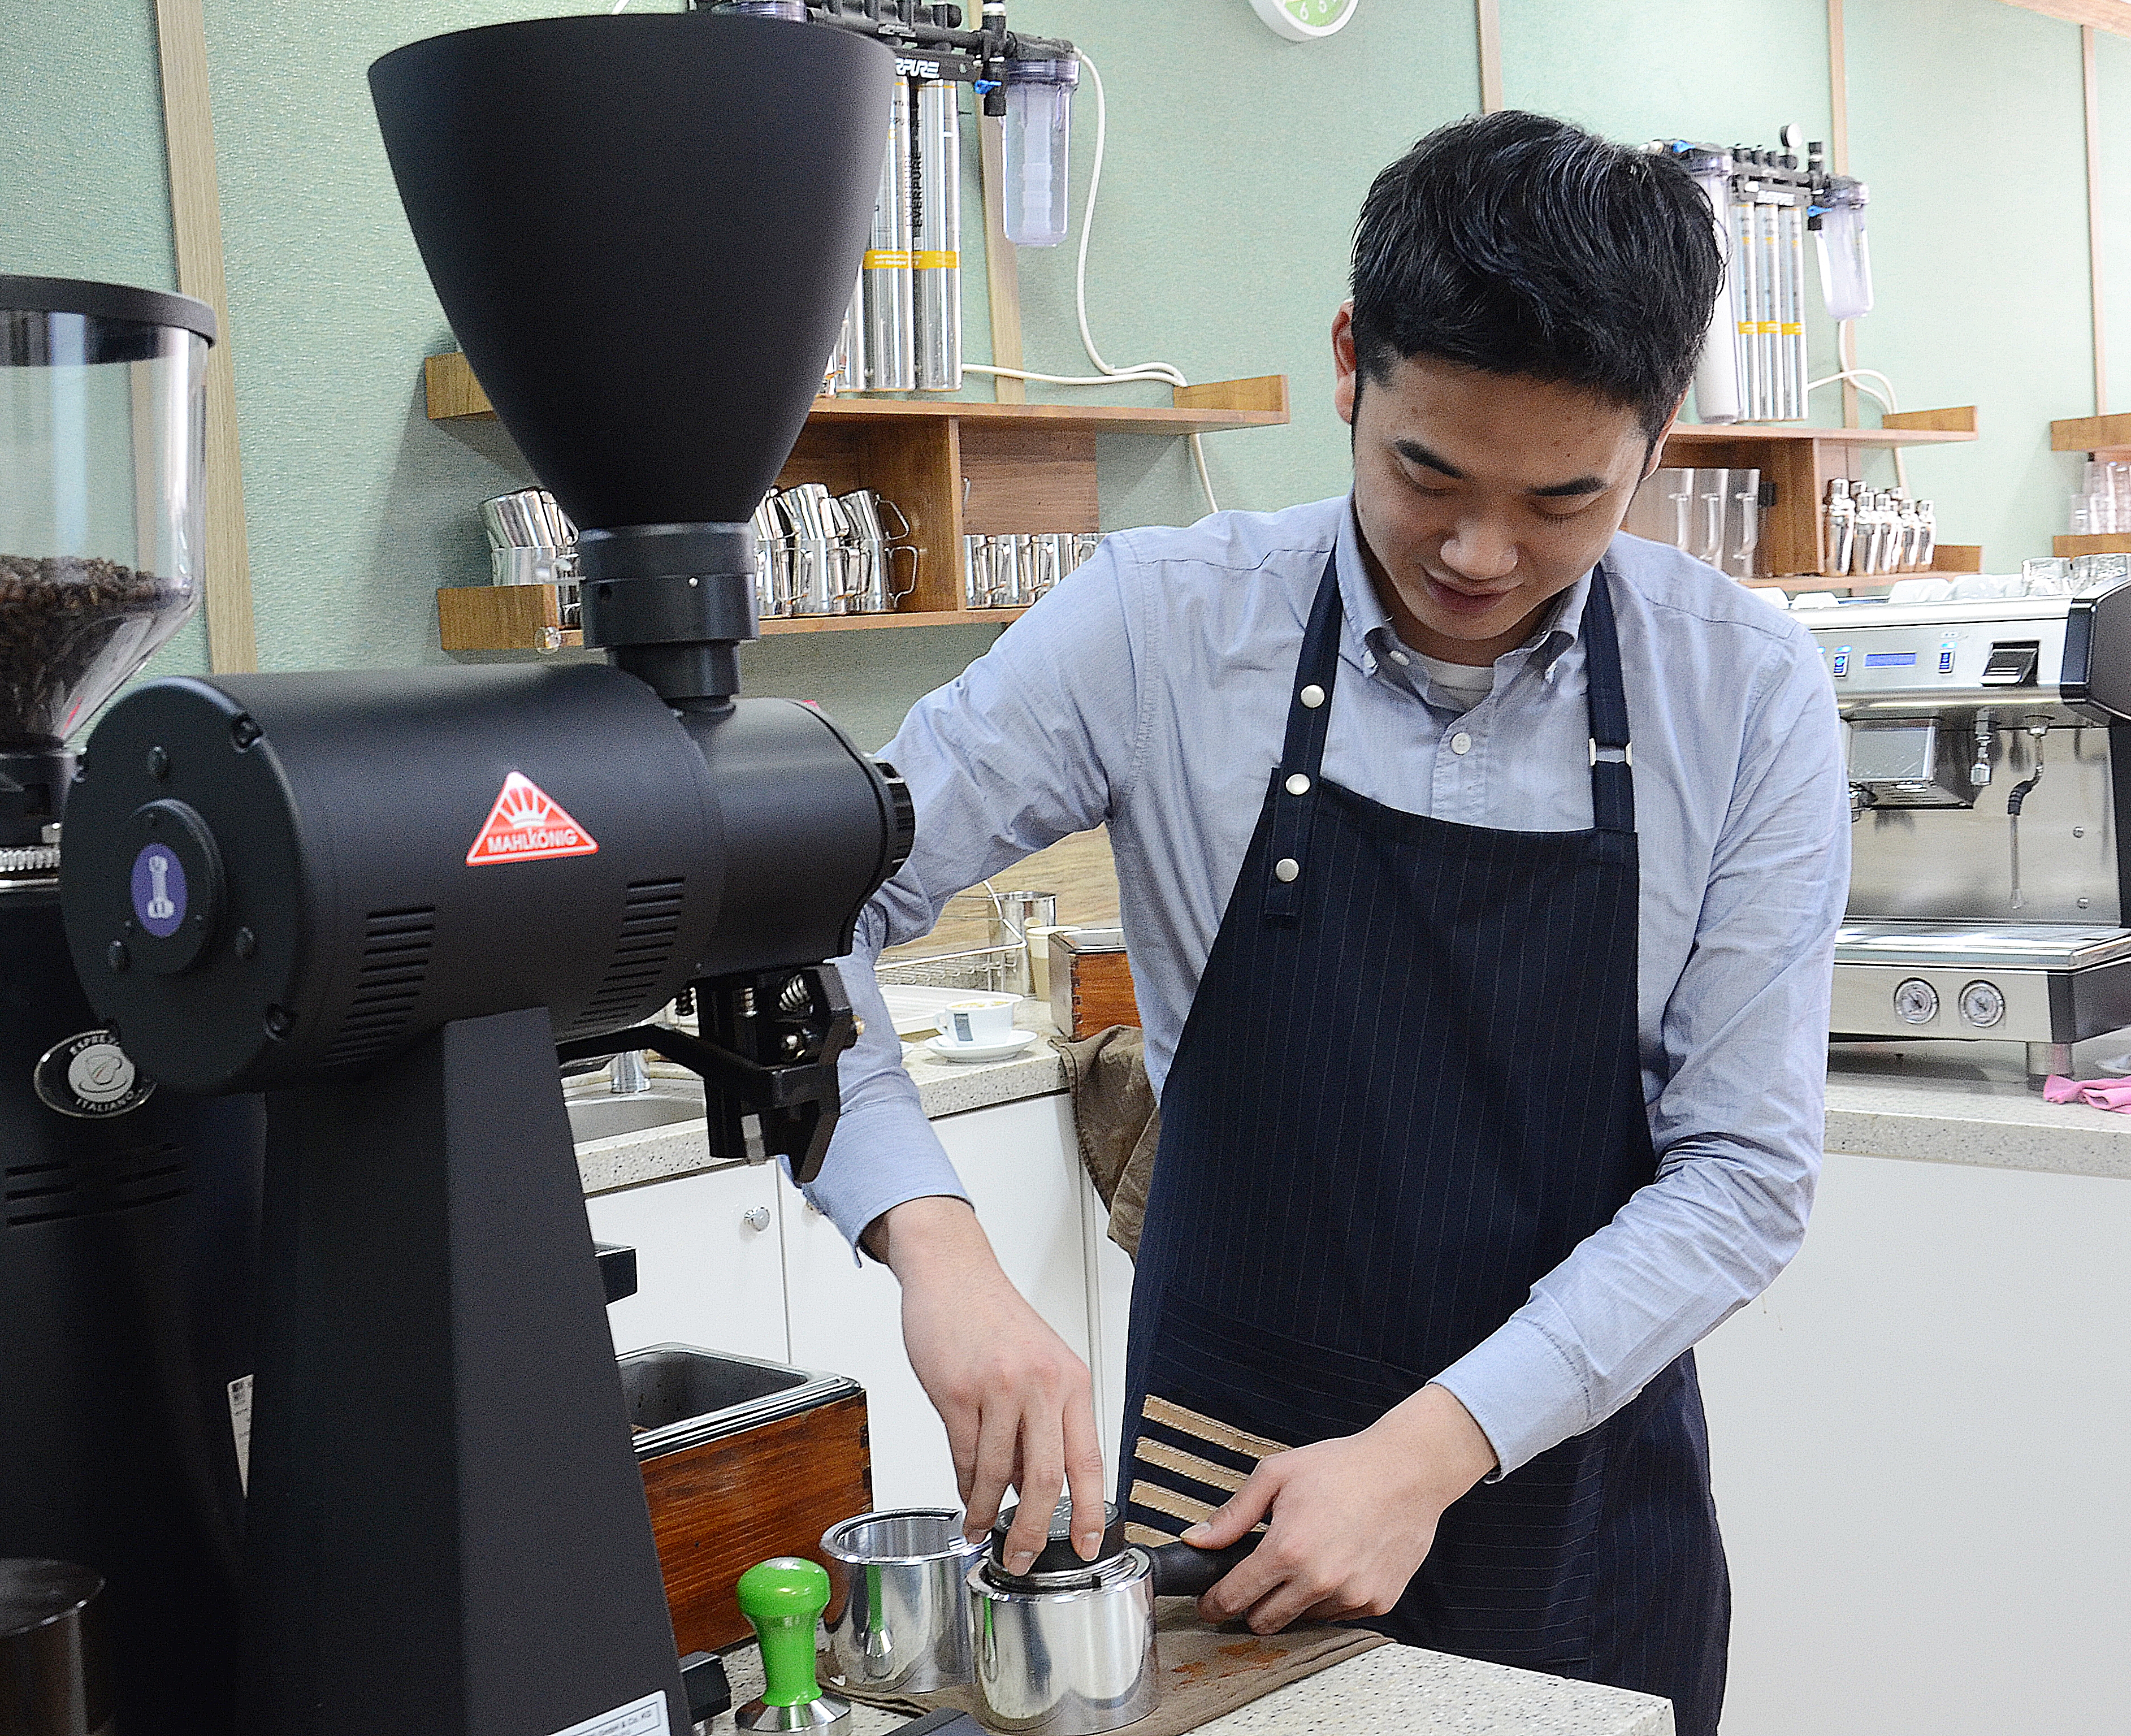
[
  {"left": 438, "top": 585, "right": 1027, "bottom": 656},
  {"left": 1658, "top": 408, "right": 1978, "bottom": 579},
  {"left": 427, "top": 350, "right": 1288, "bottom": 650},
  {"left": 2051, "top": 410, "right": 2131, "bottom": 457},
  {"left": 425, "top": 350, "right": 1287, "bottom": 433},
  {"left": 2054, "top": 533, "right": 2131, "bottom": 558}
]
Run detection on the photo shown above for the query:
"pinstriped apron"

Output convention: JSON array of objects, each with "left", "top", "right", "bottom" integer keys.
[{"left": 1119, "top": 553, "right": 1729, "bottom": 1735}]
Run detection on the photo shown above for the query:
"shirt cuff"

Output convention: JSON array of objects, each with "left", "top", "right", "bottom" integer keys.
[
  {"left": 1429, "top": 1314, "right": 1592, "bottom": 1480},
  {"left": 800, "top": 1094, "right": 970, "bottom": 1257}
]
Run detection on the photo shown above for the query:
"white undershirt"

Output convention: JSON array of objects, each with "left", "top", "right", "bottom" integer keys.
[{"left": 1415, "top": 652, "right": 1498, "bottom": 713}]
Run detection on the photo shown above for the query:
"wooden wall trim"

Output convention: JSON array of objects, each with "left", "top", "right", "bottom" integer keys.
[
  {"left": 2083, "top": 25, "right": 2110, "bottom": 415},
  {"left": 154, "top": 0, "right": 257, "bottom": 672},
  {"left": 1475, "top": 0, "right": 1504, "bottom": 114},
  {"left": 1826, "top": 0, "right": 1860, "bottom": 429},
  {"left": 977, "top": 114, "right": 1027, "bottom": 406}
]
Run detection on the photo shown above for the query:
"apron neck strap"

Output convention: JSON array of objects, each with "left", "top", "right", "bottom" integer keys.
[{"left": 1580, "top": 564, "right": 1635, "bottom": 835}]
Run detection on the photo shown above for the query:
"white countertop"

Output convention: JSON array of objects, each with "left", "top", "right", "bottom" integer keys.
[
  {"left": 577, "top": 1009, "right": 2131, "bottom": 1197},
  {"left": 1825, "top": 1042, "right": 2131, "bottom": 1179},
  {"left": 707, "top": 1636, "right": 1671, "bottom": 1736}
]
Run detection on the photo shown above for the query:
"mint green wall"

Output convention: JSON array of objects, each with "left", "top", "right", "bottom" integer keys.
[
  {"left": 2101, "top": 32, "right": 2131, "bottom": 418},
  {"left": 1845, "top": 0, "right": 2094, "bottom": 561},
  {"left": 1, "top": 0, "right": 2127, "bottom": 747}
]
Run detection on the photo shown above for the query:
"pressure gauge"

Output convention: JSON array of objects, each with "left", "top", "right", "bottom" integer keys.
[
  {"left": 1892, "top": 978, "right": 1939, "bottom": 1025},
  {"left": 1959, "top": 980, "right": 2007, "bottom": 1029},
  {"left": 1248, "top": 0, "right": 1360, "bottom": 42}
]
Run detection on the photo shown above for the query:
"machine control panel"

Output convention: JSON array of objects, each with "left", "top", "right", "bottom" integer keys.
[{"left": 1798, "top": 603, "right": 2072, "bottom": 700}]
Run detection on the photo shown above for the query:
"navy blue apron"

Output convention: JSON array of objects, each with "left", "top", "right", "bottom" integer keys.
[{"left": 1119, "top": 553, "right": 1729, "bottom": 1736}]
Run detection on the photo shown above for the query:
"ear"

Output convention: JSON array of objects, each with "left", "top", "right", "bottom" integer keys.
[
  {"left": 1332, "top": 302, "right": 1359, "bottom": 428},
  {"left": 1641, "top": 389, "right": 1690, "bottom": 482}
]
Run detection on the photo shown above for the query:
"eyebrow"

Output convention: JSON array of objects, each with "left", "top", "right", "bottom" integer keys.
[{"left": 1392, "top": 438, "right": 1609, "bottom": 499}]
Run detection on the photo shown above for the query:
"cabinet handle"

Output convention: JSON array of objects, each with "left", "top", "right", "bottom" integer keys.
[{"left": 742, "top": 1205, "right": 772, "bottom": 1233}]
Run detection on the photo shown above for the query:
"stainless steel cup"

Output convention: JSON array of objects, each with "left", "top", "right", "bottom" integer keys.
[
  {"left": 822, "top": 1509, "right": 986, "bottom": 1694},
  {"left": 1029, "top": 533, "right": 1065, "bottom": 600},
  {"left": 967, "top": 1550, "right": 1158, "bottom": 1735},
  {"left": 963, "top": 535, "right": 990, "bottom": 608}
]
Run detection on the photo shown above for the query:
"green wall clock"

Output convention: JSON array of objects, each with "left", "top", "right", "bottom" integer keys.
[{"left": 1248, "top": 0, "right": 1359, "bottom": 41}]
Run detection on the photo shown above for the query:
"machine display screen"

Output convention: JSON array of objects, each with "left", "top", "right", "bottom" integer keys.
[
  {"left": 1864, "top": 650, "right": 1917, "bottom": 668},
  {"left": 1850, "top": 721, "right": 1936, "bottom": 783}
]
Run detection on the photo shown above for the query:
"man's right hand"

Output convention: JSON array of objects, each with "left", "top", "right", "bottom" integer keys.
[{"left": 867, "top": 1195, "right": 1108, "bottom": 1574}]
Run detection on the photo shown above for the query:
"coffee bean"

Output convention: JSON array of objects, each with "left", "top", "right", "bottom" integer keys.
[{"left": 0, "top": 553, "right": 181, "bottom": 750}]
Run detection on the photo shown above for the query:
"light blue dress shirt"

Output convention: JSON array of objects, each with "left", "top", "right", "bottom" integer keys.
[{"left": 808, "top": 493, "right": 1848, "bottom": 1477}]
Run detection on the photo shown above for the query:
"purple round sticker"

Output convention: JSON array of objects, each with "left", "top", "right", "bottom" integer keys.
[{"left": 131, "top": 843, "right": 188, "bottom": 939}]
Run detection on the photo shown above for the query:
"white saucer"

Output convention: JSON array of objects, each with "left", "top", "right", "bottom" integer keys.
[{"left": 924, "top": 1031, "right": 1042, "bottom": 1064}]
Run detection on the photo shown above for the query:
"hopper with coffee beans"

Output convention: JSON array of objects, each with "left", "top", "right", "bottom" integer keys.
[{"left": 0, "top": 275, "right": 267, "bottom": 1735}]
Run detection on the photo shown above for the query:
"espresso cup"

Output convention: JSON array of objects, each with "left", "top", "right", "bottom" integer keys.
[{"left": 944, "top": 997, "right": 1017, "bottom": 1046}]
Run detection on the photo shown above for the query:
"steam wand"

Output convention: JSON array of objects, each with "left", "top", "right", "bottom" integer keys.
[{"left": 2006, "top": 721, "right": 2049, "bottom": 911}]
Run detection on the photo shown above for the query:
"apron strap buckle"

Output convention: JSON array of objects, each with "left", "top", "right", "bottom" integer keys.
[{"left": 1588, "top": 738, "right": 1633, "bottom": 768}]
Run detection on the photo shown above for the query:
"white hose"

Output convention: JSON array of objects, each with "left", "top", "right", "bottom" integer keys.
[{"left": 1038, "top": 47, "right": 1220, "bottom": 515}]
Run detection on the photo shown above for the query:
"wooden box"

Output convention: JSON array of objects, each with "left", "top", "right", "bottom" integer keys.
[
  {"left": 1049, "top": 928, "right": 1141, "bottom": 1039},
  {"left": 639, "top": 1389, "right": 872, "bottom": 1655}
]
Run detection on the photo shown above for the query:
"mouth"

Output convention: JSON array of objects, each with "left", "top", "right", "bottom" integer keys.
[{"left": 1422, "top": 573, "right": 1520, "bottom": 618}]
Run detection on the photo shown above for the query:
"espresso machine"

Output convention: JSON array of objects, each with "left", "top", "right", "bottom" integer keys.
[
  {"left": 38, "top": 12, "right": 912, "bottom": 1735},
  {"left": 0, "top": 274, "right": 266, "bottom": 1735},
  {"left": 1798, "top": 579, "right": 2131, "bottom": 1077}
]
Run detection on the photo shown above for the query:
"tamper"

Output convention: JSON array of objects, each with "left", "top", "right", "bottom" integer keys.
[{"left": 735, "top": 1557, "right": 850, "bottom": 1730}]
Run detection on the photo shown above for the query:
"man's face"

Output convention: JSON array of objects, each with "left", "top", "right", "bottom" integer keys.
[{"left": 1332, "top": 304, "right": 1670, "bottom": 665}]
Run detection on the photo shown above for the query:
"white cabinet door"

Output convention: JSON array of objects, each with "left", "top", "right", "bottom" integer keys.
[
  {"left": 782, "top": 1091, "right": 1092, "bottom": 1512},
  {"left": 585, "top": 1162, "right": 789, "bottom": 1363}
]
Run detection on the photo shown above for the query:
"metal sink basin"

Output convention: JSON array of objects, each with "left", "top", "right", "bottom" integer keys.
[
  {"left": 566, "top": 1079, "right": 707, "bottom": 1144},
  {"left": 620, "top": 1343, "right": 859, "bottom": 1458}
]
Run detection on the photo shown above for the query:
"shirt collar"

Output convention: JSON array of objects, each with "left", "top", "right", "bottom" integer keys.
[{"left": 1335, "top": 495, "right": 1593, "bottom": 679}]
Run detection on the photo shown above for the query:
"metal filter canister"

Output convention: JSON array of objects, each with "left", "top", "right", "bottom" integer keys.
[
  {"left": 863, "top": 78, "right": 915, "bottom": 391},
  {"left": 913, "top": 77, "right": 963, "bottom": 392}
]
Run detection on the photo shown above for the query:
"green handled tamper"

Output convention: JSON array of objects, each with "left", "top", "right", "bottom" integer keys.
[{"left": 735, "top": 1556, "right": 851, "bottom": 1731}]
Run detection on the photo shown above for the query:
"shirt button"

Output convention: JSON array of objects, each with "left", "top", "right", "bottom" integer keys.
[
  {"left": 1299, "top": 684, "right": 1326, "bottom": 708},
  {"left": 1388, "top": 650, "right": 1410, "bottom": 666},
  {"left": 1274, "top": 858, "right": 1301, "bottom": 882},
  {"left": 1285, "top": 773, "right": 1311, "bottom": 796},
  {"left": 1450, "top": 731, "right": 1473, "bottom": 756}
]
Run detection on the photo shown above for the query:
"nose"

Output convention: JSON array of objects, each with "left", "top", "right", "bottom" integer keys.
[{"left": 1437, "top": 513, "right": 1518, "bottom": 583}]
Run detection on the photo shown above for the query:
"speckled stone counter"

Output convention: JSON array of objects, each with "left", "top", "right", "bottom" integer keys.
[
  {"left": 704, "top": 1638, "right": 1671, "bottom": 1736},
  {"left": 577, "top": 1008, "right": 2131, "bottom": 1199},
  {"left": 575, "top": 1003, "right": 1069, "bottom": 1196},
  {"left": 1825, "top": 1044, "right": 2131, "bottom": 1179}
]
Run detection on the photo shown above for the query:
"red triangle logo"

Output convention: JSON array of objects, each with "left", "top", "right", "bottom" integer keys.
[{"left": 465, "top": 772, "right": 600, "bottom": 867}]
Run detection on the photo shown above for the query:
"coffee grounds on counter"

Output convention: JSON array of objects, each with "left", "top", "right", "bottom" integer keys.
[{"left": 0, "top": 553, "right": 179, "bottom": 747}]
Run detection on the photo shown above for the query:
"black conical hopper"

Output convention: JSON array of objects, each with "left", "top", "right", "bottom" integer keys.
[{"left": 370, "top": 14, "right": 891, "bottom": 532}]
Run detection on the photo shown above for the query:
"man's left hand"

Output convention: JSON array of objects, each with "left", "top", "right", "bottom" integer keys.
[{"left": 1182, "top": 1383, "right": 1499, "bottom": 1634}]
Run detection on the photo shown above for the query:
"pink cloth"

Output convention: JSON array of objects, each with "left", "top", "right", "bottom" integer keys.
[{"left": 2043, "top": 1074, "right": 2131, "bottom": 1111}]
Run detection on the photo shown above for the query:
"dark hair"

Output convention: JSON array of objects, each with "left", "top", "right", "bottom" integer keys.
[{"left": 1350, "top": 111, "right": 1722, "bottom": 442}]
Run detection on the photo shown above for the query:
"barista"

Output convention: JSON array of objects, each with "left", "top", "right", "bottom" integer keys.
[{"left": 803, "top": 112, "right": 1848, "bottom": 1736}]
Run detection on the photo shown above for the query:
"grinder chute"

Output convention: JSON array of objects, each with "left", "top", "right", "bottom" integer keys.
[{"left": 57, "top": 14, "right": 907, "bottom": 1735}]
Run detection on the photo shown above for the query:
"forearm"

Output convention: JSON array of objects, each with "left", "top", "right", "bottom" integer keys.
[{"left": 802, "top": 908, "right": 971, "bottom": 1248}]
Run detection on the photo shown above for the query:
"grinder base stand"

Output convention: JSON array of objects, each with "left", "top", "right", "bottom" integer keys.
[{"left": 237, "top": 1007, "right": 686, "bottom": 1736}]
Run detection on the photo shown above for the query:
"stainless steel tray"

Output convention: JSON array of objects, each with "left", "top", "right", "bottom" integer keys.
[{"left": 1834, "top": 922, "right": 2131, "bottom": 971}]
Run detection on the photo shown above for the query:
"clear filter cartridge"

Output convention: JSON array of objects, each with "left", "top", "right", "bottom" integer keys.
[
  {"left": 1002, "top": 57, "right": 1079, "bottom": 248},
  {"left": 1687, "top": 166, "right": 1739, "bottom": 423},
  {"left": 913, "top": 76, "right": 963, "bottom": 391},
  {"left": 864, "top": 77, "right": 916, "bottom": 391}
]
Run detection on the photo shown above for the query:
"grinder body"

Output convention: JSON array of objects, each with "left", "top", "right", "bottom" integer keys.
[{"left": 59, "top": 663, "right": 902, "bottom": 1097}]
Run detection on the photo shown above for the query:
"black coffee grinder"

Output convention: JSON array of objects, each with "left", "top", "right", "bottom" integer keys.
[
  {"left": 56, "top": 12, "right": 904, "bottom": 1736},
  {"left": 0, "top": 276, "right": 266, "bottom": 1735}
]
